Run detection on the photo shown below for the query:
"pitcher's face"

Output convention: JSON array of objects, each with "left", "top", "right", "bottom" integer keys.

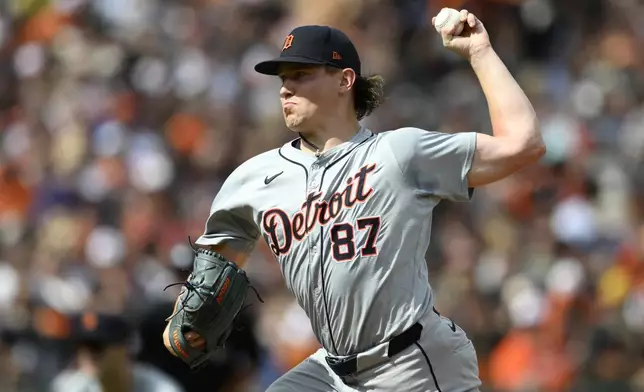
[{"left": 278, "top": 65, "right": 344, "bottom": 132}]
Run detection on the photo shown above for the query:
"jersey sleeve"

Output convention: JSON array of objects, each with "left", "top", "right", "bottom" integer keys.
[
  {"left": 384, "top": 127, "right": 476, "bottom": 202},
  {"left": 195, "top": 168, "right": 260, "bottom": 252}
]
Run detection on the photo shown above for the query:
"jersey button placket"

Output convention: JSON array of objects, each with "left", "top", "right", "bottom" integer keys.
[
  {"left": 309, "top": 165, "right": 320, "bottom": 192},
  {"left": 309, "top": 164, "right": 322, "bottom": 296},
  {"left": 310, "top": 233, "right": 321, "bottom": 297}
]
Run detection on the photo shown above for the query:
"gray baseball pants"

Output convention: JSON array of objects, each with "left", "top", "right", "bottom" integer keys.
[{"left": 266, "top": 309, "right": 482, "bottom": 392}]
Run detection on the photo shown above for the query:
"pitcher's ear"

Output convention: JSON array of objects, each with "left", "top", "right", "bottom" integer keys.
[{"left": 339, "top": 68, "right": 357, "bottom": 93}]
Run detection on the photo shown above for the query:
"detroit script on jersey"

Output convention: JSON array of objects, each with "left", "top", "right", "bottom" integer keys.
[
  {"left": 195, "top": 127, "right": 476, "bottom": 355},
  {"left": 262, "top": 164, "right": 376, "bottom": 258}
]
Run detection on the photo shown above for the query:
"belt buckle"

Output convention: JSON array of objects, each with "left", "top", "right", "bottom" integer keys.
[{"left": 325, "top": 354, "right": 357, "bottom": 377}]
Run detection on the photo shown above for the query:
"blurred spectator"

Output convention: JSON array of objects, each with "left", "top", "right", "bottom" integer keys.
[
  {"left": 49, "top": 312, "right": 183, "bottom": 392},
  {"left": 570, "top": 329, "right": 635, "bottom": 392}
]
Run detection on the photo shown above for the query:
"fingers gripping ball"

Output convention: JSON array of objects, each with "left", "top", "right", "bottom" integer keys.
[
  {"left": 165, "top": 247, "right": 260, "bottom": 370},
  {"left": 432, "top": 8, "right": 490, "bottom": 59},
  {"left": 434, "top": 8, "right": 463, "bottom": 36}
]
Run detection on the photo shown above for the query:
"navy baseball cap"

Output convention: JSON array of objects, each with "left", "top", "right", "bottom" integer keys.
[{"left": 254, "top": 25, "right": 361, "bottom": 76}]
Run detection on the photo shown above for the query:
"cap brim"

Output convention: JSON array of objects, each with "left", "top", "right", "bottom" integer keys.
[{"left": 254, "top": 56, "right": 328, "bottom": 75}]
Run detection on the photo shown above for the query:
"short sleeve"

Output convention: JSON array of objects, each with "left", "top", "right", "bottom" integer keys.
[
  {"left": 384, "top": 127, "right": 476, "bottom": 202},
  {"left": 195, "top": 170, "right": 260, "bottom": 252}
]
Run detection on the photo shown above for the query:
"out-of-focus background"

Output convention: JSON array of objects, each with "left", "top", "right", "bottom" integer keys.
[{"left": 0, "top": 0, "right": 643, "bottom": 391}]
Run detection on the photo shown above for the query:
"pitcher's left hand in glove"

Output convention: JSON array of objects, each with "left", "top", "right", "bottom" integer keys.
[{"left": 163, "top": 246, "right": 257, "bottom": 370}]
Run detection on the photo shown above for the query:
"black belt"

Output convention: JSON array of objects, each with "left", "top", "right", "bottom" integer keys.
[{"left": 325, "top": 322, "right": 423, "bottom": 377}]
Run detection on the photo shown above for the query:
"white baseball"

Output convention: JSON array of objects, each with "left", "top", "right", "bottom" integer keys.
[{"left": 434, "top": 8, "right": 463, "bottom": 36}]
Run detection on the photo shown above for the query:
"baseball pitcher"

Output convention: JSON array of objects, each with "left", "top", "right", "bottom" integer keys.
[{"left": 162, "top": 10, "right": 545, "bottom": 392}]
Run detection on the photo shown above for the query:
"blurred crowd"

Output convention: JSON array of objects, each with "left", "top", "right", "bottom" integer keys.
[{"left": 0, "top": 0, "right": 643, "bottom": 391}]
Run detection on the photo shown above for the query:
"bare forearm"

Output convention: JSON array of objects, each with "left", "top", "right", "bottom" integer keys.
[
  {"left": 470, "top": 47, "right": 541, "bottom": 148},
  {"left": 206, "top": 244, "right": 249, "bottom": 267}
]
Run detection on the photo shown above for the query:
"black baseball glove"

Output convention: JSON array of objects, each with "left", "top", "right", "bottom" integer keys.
[{"left": 164, "top": 243, "right": 261, "bottom": 370}]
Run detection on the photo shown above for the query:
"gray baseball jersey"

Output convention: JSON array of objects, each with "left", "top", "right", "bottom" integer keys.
[{"left": 195, "top": 126, "right": 475, "bottom": 357}]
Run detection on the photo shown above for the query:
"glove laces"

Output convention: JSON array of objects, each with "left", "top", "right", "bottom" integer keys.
[{"left": 163, "top": 237, "right": 264, "bottom": 322}]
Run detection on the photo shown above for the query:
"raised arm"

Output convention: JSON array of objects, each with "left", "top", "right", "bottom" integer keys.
[
  {"left": 467, "top": 47, "right": 544, "bottom": 187},
  {"left": 434, "top": 9, "right": 545, "bottom": 188}
]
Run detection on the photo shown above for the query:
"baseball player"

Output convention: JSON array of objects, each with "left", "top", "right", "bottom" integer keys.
[{"left": 163, "top": 10, "right": 544, "bottom": 392}]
